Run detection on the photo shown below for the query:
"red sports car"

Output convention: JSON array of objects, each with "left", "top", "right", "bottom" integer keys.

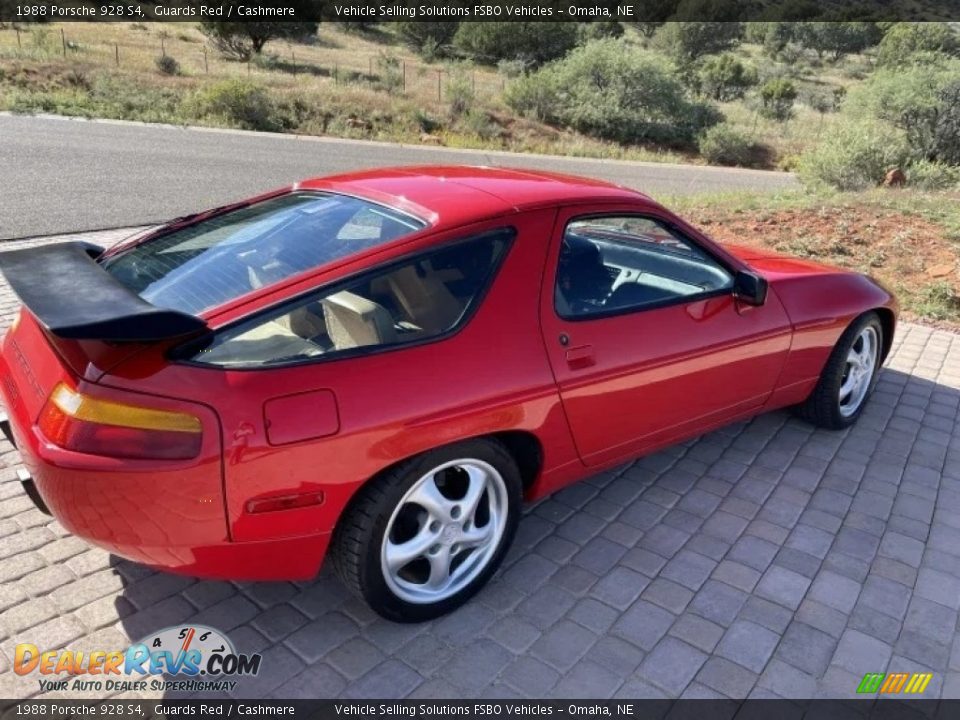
[{"left": 0, "top": 166, "right": 896, "bottom": 621}]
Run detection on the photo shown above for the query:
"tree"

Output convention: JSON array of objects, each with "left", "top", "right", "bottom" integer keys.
[
  {"left": 395, "top": 21, "right": 459, "bottom": 52},
  {"left": 453, "top": 22, "right": 577, "bottom": 67},
  {"left": 505, "top": 39, "right": 721, "bottom": 147},
  {"left": 876, "top": 22, "right": 959, "bottom": 67},
  {"left": 794, "top": 22, "right": 882, "bottom": 60},
  {"left": 759, "top": 78, "right": 797, "bottom": 121},
  {"left": 200, "top": 22, "right": 317, "bottom": 61},
  {"left": 653, "top": 22, "right": 743, "bottom": 63},
  {"left": 698, "top": 54, "right": 757, "bottom": 101}
]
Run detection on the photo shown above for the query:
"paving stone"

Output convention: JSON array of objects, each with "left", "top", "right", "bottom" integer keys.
[
  {"left": 775, "top": 622, "right": 838, "bottom": 676},
  {"left": 612, "top": 600, "right": 675, "bottom": 651},
  {"left": 914, "top": 567, "right": 960, "bottom": 611},
  {"left": 642, "top": 578, "right": 695, "bottom": 615},
  {"left": 589, "top": 566, "right": 649, "bottom": 610},
  {"left": 807, "top": 570, "right": 863, "bottom": 613},
  {"left": 638, "top": 637, "right": 708, "bottom": 697},
  {"left": 669, "top": 613, "right": 725, "bottom": 654},
  {"left": 831, "top": 629, "right": 893, "bottom": 675},
  {"left": 739, "top": 597, "right": 793, "bottom": 634},
  {"left": 531, "top": 619, "right": 597, "bottom": 672},
  {"left": 696, "top": 656, "right": 758, "bottom": 697},
  {"left": 441, "top": 639, "right": 513, "bottom": 692},
  {"left": 689, "top": 580, "right": 748, "bottom": 627},
  {"left": 715, "top": 620, "right": 780, "bottom": 673},
  {"left": 549, "top": 660, "right": 622, "bottom": 699},
  {"left": 586, "top": 635, "right": 645, "bottom": 677},
  {"left": 503, "top": 656, "right": 560, "bottom": 696},
  {"left": 754, "top": 565, "right": 812, "bottom": 611}
]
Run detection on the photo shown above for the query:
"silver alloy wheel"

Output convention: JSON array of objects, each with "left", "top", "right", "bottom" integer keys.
[
  {"left": 380, "top": 458, "right": 508, "bottom": 604},
  {"left": 839, "top": 326, "right": 879, "bottom": 417}
]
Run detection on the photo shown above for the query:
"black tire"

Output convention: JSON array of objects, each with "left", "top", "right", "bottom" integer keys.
[
  {"left": 797, "top": 311, "right": 883, "bottom": 430},
  {"left": 330, "top": 438, "right": 522, "bottom": 622}
]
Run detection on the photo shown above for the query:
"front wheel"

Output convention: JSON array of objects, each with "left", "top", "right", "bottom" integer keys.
[
  {"left": 331, "top": 439, "right": 522, "bottom": 622},
  {"left": 798, "top": 312, "right": 883, "bottom": 430}
]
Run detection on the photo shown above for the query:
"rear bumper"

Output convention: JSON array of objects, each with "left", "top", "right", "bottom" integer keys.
[{"left": 0, "top": 360, "right": 329, "bottom": 581}]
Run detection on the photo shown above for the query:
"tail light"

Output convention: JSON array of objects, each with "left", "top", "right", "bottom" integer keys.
[{"left": 38, "top": 383, "right": 202, "bottom": 460}]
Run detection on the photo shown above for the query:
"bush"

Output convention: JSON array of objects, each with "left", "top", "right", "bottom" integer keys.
[
  {"left": 445, "top": 66, "right": 474, "bottom": 117},
  {"left": 395, "top": 21, "right": 458, "bottom": 57},
  {"left": 698, "top": 54, "right": 757, "bottom": 101},
  {"left": 759, "top": 78, "right": 797, "bottom": 121},
  {"left": 844, "top": 61, "right": 960, "bottom": 164},
  {"left": 375, "top": 51, "right": 404, "bottom": 95},
  {"left": 185, "top": 79, "right": 282, "bottom": 131},
  {"left": 794, "top": 22, "right": 882, "bottom": 61},
  {"left": 200, "top": 21, "right": 318, "bottom": 61},
  {"left": 797, "top": 118, "right": 910, "bottom": 190},
  {"left": 154, "top": 54, "right": 180, "bottom": 76},
  {"left": 505, "top": 39, "right": 721, "bottom": 147},
  {"left": 453, "top": 22, "right": 577, "bottom": 67},
  {"left": 497, "top": 58, "right": 531, "bottom": 78},
  {"left": 876, "top": 22, "right": 959, "bottom": 67},
  {"left": 907, "top": 159, "right": 960, "bottom": 190},
  {"left": 698, "top": 123, "right": 755, "bottom": 166},
  {"left": 653, "top": 22, "right": 743, "bottom": 63},
  {"left": 576, "top": 21, "right": 623, "bottom": 45}
]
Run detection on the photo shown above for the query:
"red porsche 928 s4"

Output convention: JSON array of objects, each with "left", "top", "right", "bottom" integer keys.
[{"left": 0, "top": 166, "right": 896, "bottom": 621}]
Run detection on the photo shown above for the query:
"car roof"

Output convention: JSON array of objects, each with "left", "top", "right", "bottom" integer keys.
[{"left": 296, "top": 165, "right": 651, "bottom": 228}]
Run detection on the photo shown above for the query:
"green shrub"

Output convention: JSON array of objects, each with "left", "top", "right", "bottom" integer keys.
[
  {"left": 155, "top": 54, "right": 180, "bottom": 76},
  {"left": 844, "top": 61, "right": 960, "bottom": 164},
  {"left": 915, "top": 281, "right": 960, "bottom": 322},
  {"left": 797, "top": 118, "right": 910, "bottom": 191},
  {"left": 375, "top": 51, "right": 404, "bottom": 95},
  {"left": 759, "top": 78, "right": 797, "bottom": 121},
  {"left": 876, "top": 22, "right": 959, "bottom": 67},
  {"left": 576, "top": 21, "right": 623, "bottom": 45},
  {"left": 395, "top": 21, "right": 459, "bottom": 57},
  {"left": 185, "top": 79, "right": 281, "bottom": 131},
  {"left": 445, "top": 66, "right": 474, "bottom": 117},
  {"left": 505, "top": 39, "right": 721, "bottom": 147},
  {"left": 698, "top": 123, "right": 755, "bottom": 166},
  {"left": 906, "top": 159, "right": 960, "bottom": 190},
  {"left": 453, "top": 22, "right": 577, "bottom": 67},
  {"left": 794, "top": 22, "right": 882, "bottom": 61},
  {"left": 698, "top": 54, "right": 757, "bottom": 101},
  {"left": 497, "top": 58, "right": 531, "bottom": 78},
  {"left": 653, "top": 22, "right": 743, "bottom": 63}
]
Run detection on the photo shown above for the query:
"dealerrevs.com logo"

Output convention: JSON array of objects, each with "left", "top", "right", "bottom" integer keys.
[{"left": 14, "top": 625, "right": 262, "bottom": 694}]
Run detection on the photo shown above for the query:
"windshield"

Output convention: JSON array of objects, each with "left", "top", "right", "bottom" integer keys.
[{"left": 102, "top": 192, "right": 426, "bottom": 315}]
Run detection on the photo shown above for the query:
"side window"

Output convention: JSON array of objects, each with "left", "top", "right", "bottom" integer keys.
[
  {"left": 555, "top": 216, "right": 733, "bottom": 319},
  {"left": 192, "top": 230, "right": 512, "bottom": 368}
]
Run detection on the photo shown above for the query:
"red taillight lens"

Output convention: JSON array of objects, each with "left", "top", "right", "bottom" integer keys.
[{"left": 38, "top": 383, "right": 202, "bottom": 460}]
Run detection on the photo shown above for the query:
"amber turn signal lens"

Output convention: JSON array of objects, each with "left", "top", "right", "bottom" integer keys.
[{"left": 39, "top": 383, "right": 202, "bottom": 460}]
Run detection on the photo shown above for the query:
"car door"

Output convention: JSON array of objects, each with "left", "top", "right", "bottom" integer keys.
[{"left": 540, "top": 204, "right": 793, "bottom": 467}]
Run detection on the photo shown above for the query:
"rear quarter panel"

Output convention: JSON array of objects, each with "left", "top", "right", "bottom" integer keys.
[{"left": 99, "top": 208, "right": 581, "bottom": 545}]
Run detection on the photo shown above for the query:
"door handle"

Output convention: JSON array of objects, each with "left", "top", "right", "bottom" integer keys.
[{"left": 565, "top": 344, "right": 596, "bottom": 369}]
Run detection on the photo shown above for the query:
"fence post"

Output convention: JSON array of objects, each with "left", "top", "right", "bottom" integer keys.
[
  {"left": 61, "top": 28, "right": 66, "bottom": 56},
  {"left": 368, "top": 57, "right": 372, "bottom": 76},
  {"left": 437, "top": 69, "right": 442, "bottom": 101},
  {"left": 203, "top": 46, "right": 208, "bottom": 73},
  {"left": 335, "top": 64, "right": 339, "bottom": 84},
  {"left": 15, "top": 28, "right": 21, "bottom": 51},
  {"left": 115, "top": 43, "right": 119, "bottom": 66},
  {"left": 402, "top": 60, "right": 406, "bottom": 91},
  {"left": 161, "top": 36, "right": 165, "bottom": 57}
]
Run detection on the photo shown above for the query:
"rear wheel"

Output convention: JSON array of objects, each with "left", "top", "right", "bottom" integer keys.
[
  {"left": 798, "top": 312, "right": 883, "bottom": 430},
  {"left": 331, "top": 438, "right": 521, "bottom": 622}
]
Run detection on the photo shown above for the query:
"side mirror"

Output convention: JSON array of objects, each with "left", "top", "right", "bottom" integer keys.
[{"left": 734, "top": 271, "right": 768, "bottom": 307}]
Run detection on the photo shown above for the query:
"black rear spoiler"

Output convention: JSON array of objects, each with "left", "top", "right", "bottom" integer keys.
[{"left": 0, "top": 242, "right": 207, "bottom": 342}]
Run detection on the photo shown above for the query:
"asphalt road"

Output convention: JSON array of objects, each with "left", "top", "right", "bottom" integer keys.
[{"left": 0, "top": 113, "right": 798, "bottom": 240}]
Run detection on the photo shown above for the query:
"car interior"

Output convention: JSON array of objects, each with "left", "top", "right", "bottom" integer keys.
[
  {"left": 197, "top": 235, "right": 508, "bottom": 367},
  {"left": 555, "top": 217, "right": 734, "bottom": 318}
]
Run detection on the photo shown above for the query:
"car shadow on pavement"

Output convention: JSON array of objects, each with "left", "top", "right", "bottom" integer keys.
[{"left": 112, "top": 360, "right": 960, "bottom": 701}]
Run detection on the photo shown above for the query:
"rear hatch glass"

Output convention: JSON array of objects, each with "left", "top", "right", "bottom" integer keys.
[{"left": 101, "top": 192, "right": 427, "bottom": 316}]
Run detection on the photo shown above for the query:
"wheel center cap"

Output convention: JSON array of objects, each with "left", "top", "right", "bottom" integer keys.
[{"left": 441, "top": 523, "right": 460, "bottom": 545}]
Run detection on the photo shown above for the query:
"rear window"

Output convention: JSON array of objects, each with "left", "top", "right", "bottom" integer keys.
[{"left": 102, "top": 192, "right": 426, "bottom": 315}]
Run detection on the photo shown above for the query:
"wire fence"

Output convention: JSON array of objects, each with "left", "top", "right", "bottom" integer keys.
[{"left": 0, "top": 25, "right": 509, "bottom": 106}]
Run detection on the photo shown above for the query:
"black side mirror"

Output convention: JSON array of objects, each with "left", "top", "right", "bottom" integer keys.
[{"left": 734, "top": 271, "right": 768, "bottom": 307}]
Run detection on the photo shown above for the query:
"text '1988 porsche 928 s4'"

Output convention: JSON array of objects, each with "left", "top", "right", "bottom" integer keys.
[{"left": 0, "top": 166, "right": 897, "bottom": 621}]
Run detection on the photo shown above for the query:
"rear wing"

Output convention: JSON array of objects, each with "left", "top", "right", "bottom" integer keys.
[{"left": 0, "top": 242, "right": 207, "bottom": 342}]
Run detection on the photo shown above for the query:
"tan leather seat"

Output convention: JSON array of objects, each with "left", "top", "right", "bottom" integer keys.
[
  {"left": 386, "top": 264, "right": 462, "bottom": 333},
  {"left": 322, "top": 291, "right": 398, "bottom": 350}
]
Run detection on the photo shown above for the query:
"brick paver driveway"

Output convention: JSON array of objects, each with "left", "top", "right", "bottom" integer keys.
[{"left": 0, "top": 229, "right": 959, "bottom": 701}]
